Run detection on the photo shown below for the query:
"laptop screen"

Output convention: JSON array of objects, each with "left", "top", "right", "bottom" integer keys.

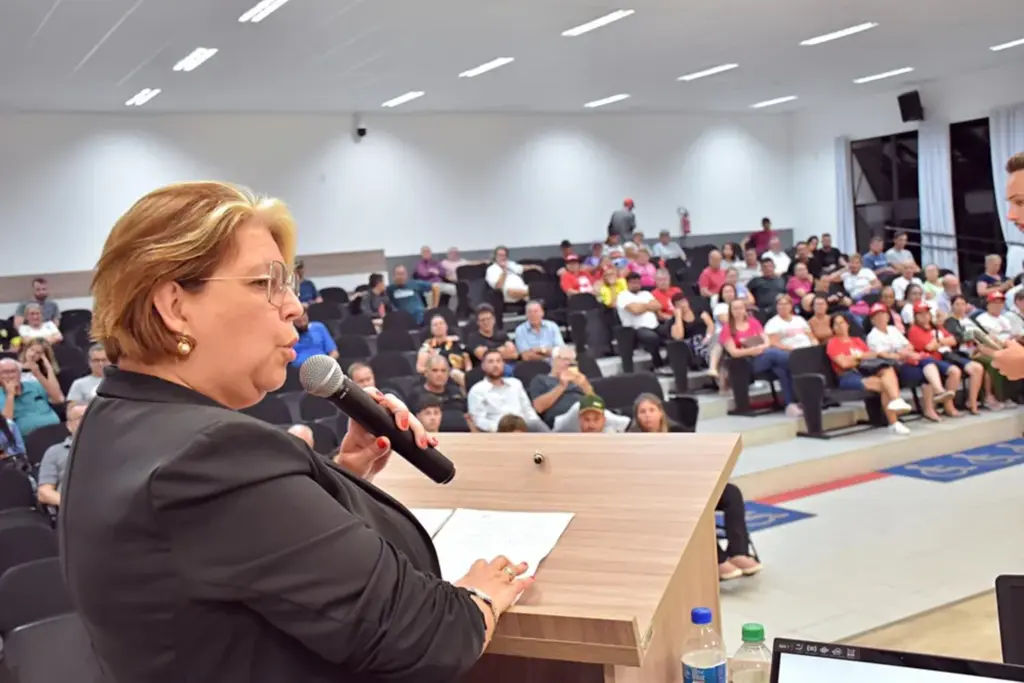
[{"left": 773, "top": 640, "right": 1024, "bottom": 683}]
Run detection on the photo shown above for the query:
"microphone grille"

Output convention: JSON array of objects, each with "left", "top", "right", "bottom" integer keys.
[{"left": 299, "top": 355, "right": 345, "bottom": 397}]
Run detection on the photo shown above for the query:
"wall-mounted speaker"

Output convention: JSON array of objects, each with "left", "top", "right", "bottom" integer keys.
[{"left": 898, "top": 91, "right": 924, "bottom": 123}]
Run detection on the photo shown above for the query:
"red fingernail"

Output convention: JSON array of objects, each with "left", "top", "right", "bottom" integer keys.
[
  {"left": 399, "top": 416, "right": 409, "bottom": 430},
  {"left": 376, "top": 437, "right": 388, "bottom": 450}
]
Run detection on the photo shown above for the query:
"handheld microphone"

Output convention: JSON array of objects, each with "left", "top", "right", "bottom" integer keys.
[
  {"left": 963, "top": 325, "right": 1003, "bottom": 351},
  {"left": 299, "top": 355, "right": 456, "bottom": 484}
]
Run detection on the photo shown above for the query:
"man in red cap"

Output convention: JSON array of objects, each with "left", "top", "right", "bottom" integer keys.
[
  {"left": 608, "top": 198, "right": 636, "bottom": 242},
  {"left": 558, "top": 254, "right": 594, "bottom": 296},
  {"left": 988, "top": 153, "right": 1024, "bottom": 379}
]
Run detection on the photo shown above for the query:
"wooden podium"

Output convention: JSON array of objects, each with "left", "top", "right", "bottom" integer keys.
[{"left": 374, "top": 432, "right": 742, "bottom": 683}]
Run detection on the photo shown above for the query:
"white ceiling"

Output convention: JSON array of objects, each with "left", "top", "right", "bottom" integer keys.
[{"left": 1, "top": 0, "right": 1023, "bottom": 114}]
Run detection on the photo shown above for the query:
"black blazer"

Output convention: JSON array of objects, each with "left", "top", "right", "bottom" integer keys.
[{"left": 59, "top": 368, "right": 484, "bottom": 683}]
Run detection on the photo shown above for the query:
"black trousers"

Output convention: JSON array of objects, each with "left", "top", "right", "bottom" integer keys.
[
  {"left": 716, "top": 482, "right": 752, "bottom": 563},
  {"left": 634, "top": 327, "right": 665, "bottom": 367}
]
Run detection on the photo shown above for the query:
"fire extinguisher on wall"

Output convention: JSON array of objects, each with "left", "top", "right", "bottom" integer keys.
[{"left": 677, "top": 207, "right": 691, "bottom": 237}]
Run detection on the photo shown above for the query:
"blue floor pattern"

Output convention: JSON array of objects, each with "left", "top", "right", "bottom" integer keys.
[{"left": 883, "top": 437, "right": 1024, "bottom": 483}]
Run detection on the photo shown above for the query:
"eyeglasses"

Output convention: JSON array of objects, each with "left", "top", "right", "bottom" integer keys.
[{"left": 201, "top": 260, "right": 297, "bottom": 308}]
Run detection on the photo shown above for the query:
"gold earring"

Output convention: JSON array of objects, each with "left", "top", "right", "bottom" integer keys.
[{"left": 176, "top": 334, "right": 196, "bottom": 357}]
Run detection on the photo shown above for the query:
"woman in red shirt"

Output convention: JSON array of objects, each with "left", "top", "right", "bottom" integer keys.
[
  {"left": 721, "top": 299, "right": 801, "bottom": 417},
  {"left": 825, "top": 314, "right": 911, "bottom": 433},
  {"left": 907, "top": 302, "right": 981, "bottom": 414}
]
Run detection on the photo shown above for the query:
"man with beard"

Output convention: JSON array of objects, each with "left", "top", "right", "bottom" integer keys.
[
  {"left": 467, "top": 349, "right": 547, "bottom": 432},
  {"left": 291, "top": 311, "right": 338, "bottom": 366}
]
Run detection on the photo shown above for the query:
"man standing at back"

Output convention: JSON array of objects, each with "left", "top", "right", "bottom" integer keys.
[
  {"left": 608, "top": 198, "right": 636, "bottom": 241},
  {"left": 741, "top": 217, "right": 775, "bottom": 256}
]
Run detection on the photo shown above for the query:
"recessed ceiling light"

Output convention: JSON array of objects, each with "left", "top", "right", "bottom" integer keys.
[
  {"left": 853, "top": 67, "right": 914, "bottom": 84},
  {"left": 562, "top": 10, "right": 635, "bottom": 37},
  {"left": 173, "top": 47, "right": 218, "bottom": 73},
  {"left": 800, "top": 22, "right": 878, "bottom": 46},
  {"left": 239, "top": 0, "right": 291, "bottom": 23},
  {"left": 584, "top": 94, "right": 630, "bottom": 109},
  {"left": 678, "top": 63, "right": 739, "bottom": 82},
  {"left": 381, "top": 91, "right": 425, "bottom": 108},
  {"left": 750, "top": 95, "right": 798, "bottom": 109},
  {"left": 125, "top": 88, "right": 161, "bottom": 107},
  {"left": 458, "top": 57, "right": 515, "bottom": 78},
  {"left": 990, "top": 37, "right": 1024, "bottom": 52}
]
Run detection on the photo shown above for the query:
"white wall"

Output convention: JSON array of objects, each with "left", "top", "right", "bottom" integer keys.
[
  {"left": 0, "top": 112, "right": 793, "bottom": 277},
  {"left": 790, "top": 62, "right": 1024, "bottom": 243}
]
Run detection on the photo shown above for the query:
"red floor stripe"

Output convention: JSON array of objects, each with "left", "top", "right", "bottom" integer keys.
[{"left": 756, "top": 471, "right": 892, "bottom": 506}]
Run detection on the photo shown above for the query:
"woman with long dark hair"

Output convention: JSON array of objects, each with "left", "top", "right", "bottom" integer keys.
[{"left": 721, "top": 299, "right": 801, "bottom": 417}]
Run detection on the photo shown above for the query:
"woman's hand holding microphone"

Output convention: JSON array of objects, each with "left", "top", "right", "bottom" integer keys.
[{"left": 456, "top": 556, "right": 534, "bottom": 651}]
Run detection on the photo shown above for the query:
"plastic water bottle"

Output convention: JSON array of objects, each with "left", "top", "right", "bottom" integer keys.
[
  {"left": 729, "top": 623, "right": 772, "bottom": 683},
  {"left": 682, "top": 607, "right": 727, "bottom": 683}
]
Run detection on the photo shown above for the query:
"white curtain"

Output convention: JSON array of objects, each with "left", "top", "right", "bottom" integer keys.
[
  {"left": 833, "top": 136, "right": 856, "bottom": 254},
  {"left": 917, "top": 122, "right": 958, "bottom": 272},
  {"left": 989, "top": 103, "right": 1024, "bottom": 279}
]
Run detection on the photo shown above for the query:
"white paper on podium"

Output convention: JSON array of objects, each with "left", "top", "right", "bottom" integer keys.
[
  {"left": 408, "top": 508, "right": 455, "bottom": 538},
  {"left": 431, "top": 508, "right": 575, "bottom": 583}
]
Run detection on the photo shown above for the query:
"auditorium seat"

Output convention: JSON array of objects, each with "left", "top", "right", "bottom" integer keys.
[
  {"left": 240, "top": 394, "right": 292, "bottom": 425},
  {"left": 337, "top": 314, "right": 377, "bottom": 337},
  {"left": 381, "top": 309, "right": 418, "bottom": 332},
  {"left": 1, "top": 613, "right": 107, "bottom": 683},
  {"left": 725, "top": 356, "right": 782, "bottom": 416},
  {"left": 319, "top": 287, "right": 348, "bottom": 304},
  {"left": 0, "top": 469, "right": 35, "bottom": 512},
  {"left": 592, "top": 372, "right": 699, "bottom": 431},
  {"left": 789, "top": 346, "right": 886, "bottom": 438},
  {"left": 377, "top": 326, "right": 418, "bottom": 352},
  {"left": 369, "top": 351, "right": 416, "bottom": 381},
  {"left": 0, "top": 558, "right": 72, "bottom": 638},
  {"left": 24, "top": 423, "right": 69, "bottom": 474},
  {"left": 512, "top": 360, "right": 550, "bottom": 388},
  {"left": 0, "top": 525, "right": 58, "bottom": 579},
  {"left": 307, "top": 301, "right": 344, "bottom": 322}
]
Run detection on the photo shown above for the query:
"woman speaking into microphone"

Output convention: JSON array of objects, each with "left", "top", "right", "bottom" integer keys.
[{"left": 61, "top": 181, "right": 532, "bottom": 683}]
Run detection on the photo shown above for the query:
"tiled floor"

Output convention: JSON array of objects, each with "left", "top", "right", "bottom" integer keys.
[{"left": 717, "top": 442, "right": 1024, "bottom": 650}]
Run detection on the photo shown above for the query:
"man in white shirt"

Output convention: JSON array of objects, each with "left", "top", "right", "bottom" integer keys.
[
  {"left": 485, "top": 246, "right": 540, "bottom": 303},
  {"left": 976, "top": 291, "right": 1017, "bottom": 343},
  {"left": 651, "top": 230, "right": 685, "bottom": 260},
  {"left": 764, "top": 237, "right": 791, "bottom": 275},
  {"left": 885, "top": 232, "right": 919, "bottom": 273},
  {"left": 890, "top": 261, "right": 923, "bottom": 303},
  {"left": 616, "top": 272, "right": 667, "bottom": 369},
  {"left": 467, "top": 350, "right": 548, "bottom": 432},
  {"left": 735, "top": 247, "right": 761, "bottom": 285},
  {"left": 840, "top": 253, "right": 880, "bottom": 302}
]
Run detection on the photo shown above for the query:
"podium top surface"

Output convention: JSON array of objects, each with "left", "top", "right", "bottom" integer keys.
[{"left": 373, "top": 432, "right": 741, "bottom": 667}]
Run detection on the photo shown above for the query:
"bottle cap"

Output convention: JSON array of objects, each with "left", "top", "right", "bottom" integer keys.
[
  {"left": 691, "top": 607, "right": 713, "bottom": 625},
  {"left": 741, "top": 623, "right": 765, "bottom": 642}
]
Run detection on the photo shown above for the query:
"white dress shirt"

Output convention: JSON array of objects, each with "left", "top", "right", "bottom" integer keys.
[
  {"left": 467, "top": 377, "right": 545, "bottom": 432},
  {"left": 616, "top": 290, "right": 659, "bottom": 330}
]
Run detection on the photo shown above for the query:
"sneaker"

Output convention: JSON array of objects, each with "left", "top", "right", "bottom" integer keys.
[
  {"left": 719, "top": 561, "right": 743, "bottom": 581},
  {"left": 986, "top": 397, "right": 1004, "bottom": 411},
  {"left": 730, "top": 555, "right": 763, "bottom": 577},
  {"left": 785, "top": 404, "right": 803, "bottom": 418},
  {"left": 1004, "top": 400, "right": 1017, "bottom": 409},
  {"left": 889, "top": 421, "right": 911, "bottom": 436},
  {"left": 887, "top": 398, "right": 912, "bottom": 414}
]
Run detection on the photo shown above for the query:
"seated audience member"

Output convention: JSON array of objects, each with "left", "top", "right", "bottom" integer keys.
[
  {"left": 412, "top": 356, "right": 473, "bottom": 432},
  {"left": 603, "top": 233, "right": 627, "bottom": 265},
  {"left": 18, "top": 303, "right": 62, "bottom": 344},
  {"left": 292, "top": 311, "right": 338, "bottom": 367},
  {"left": 583, "top": 242, "right": 605, "bottom": 271},
  {"left": 286, "top": 424, "right": 315, "bottom": 449},
  {"left": 976, "top": 291, "right": 1017, "bottom": 343},
  {"left": 294, "top": 260, "right": 321, "bottom": 307},
  {"left": 651, "top": 230, "right": 685, "bottom": 260},
  {"left": 748, "top": 257, "right": 788, "bottom": 315},
  {"left": 741, "top": 217, "right": 775, "bottom": 255},
  {"left": 0, "top": 415, "right": 25, "bottom": 460},
  {"left": 37, "top": 404, "right": 86, "bottom": 510},
  {"left": 559, "top": 255, "right": 594, "bottom": 295},
  {"left": 387, "top": 264, "right": 435, "bottom": 325},
  {"left": 840, "top": 253, "right": 880, "bottom": 302},
  {"left": 786, "top": 262, "right": 815, "bottom": 301},
  {"left": 946, "top": 294, "right": 1012, "bottom": 409},
  {"left": 14, "top": 278, "right": 60, "bottom": 329},
  {"left": 630, "top": 231, "right": 648, "bottom": 252},
  {"left": 651, "top": 268, "right": 682, "bottom": 320},
  {"left": 465, "top": 303, "right": 517, "bottom": 371},
  {"left": 977, "top": 254, "right": 1013, "bottom": 298},
  {"left": 809, "top": 273, "right": 852, "bottom": 315},
  {"left": 885, "top": 231, "right": 919, "bottom": 273},
  {"left": 698, "top": 250, "right": 727, "bottom": 298},
  {"left": 67, "top": 343, "right": 109, "bottom": 408},
  {"left": 826, "top": 314, "right": 911, "bottom": 434},
  {"left": 440, "top": 246, "right": 472, "bottom": 283},
  {"left": 20, "top": 339, "right": 60, "bottom": 383},
  {"left": 708, "top": 284, "right": 739, "bottom": 383},
  {"left": 878, "top": 286, "right": 906, "bottom": 332},
  {"left": 865, "top": 303, "right": 955, "bottom": 421},
  {"left": 417, "top": 314, "right": 471, "bottom": 388},
  {"left": 467, "top": 349, "right": 547, "bottom": 432},
  {"left": 670, "top": 293, "right": 714, "bottom": 366},
  {"left": 812, "top": 232, "right": 846, "bottom": 275},
  {"left": 862, "top": 235, "right": 893, "bottom": 276},
  {"left": 414, "top": 393, "right": 444, "bottom": 434},
  {"left": 617, "top": 273, "right": 668, "bottom": 369},
  {"left": 935, "top": 274, "right": 965, "bottom": 314},
  {"left": 1, "top": 357, "right": 62, "bottom": 436},
  {"left": 629, "top": 393, "right": 761, "bottom": 580},
  {"left": 765, "top": 295, "right": 815, "bottom": 350},
  {"left": 414, "top": 246, "right": 459, "bottom": 311},
  {"left": 627, "top": 248, "right": 657, "bottom": 288},
  {"left": 721, "top": 242, "right": 743, "bottom": 270},
  {"left": 786, "top": 242, "right": 819, "bottom": 279},
  {"left": 763, "top": 237, "right": 791, "bottom": 275},
  {"left": 908, "top": 303, "right": 982, "bottom": 414},
  {"left": 486, "top": 246, "right": 541, "bottom": 303},
  {"left": 711, "top": 268, "right": 753, "bottom": 307},
  {"left": 496, "top": 414, "right": 529, "bottom": 433},
  {"left": 347, "top": 361, "right": 376, "bottom": 389},
  {"left": 575, "top": 393, "right": 622, "bottom": 434},
  {"left": 597, "top": 267, "right": 628, "bottom": 309},
  {"left": 514, "top": 301, "right": 565, "bottom": 362},
  {"left": 720, "top": 299, "right": 801, "bottom": 417},
  {"left": 807, "top": 235, "right": 819, "bottom": 251},
  {"left": 891, "top": 261, "right": 923, "bottom": 304},
  {"left": 807, "top": 296, "right": 834, "bottom": 343},
  {"left": 736, "top": 247, "right": 762, "bottom": 285},
  {"left": 900, "top": 283, "right": 936, "bottom": 325},
  {"left": 559, "top": 239, "right": 576, "bottom": 260},
  {"left": 360, "top": 273, "right": 393, "bottom": 321},
  {"left": 529, "top": 347, "right": 630, "bottom": 432},
  {"left": 921, "top": 264, "right": 943, "bottom": 300},
  {"left": 1007, "top": 290, "right": 1024, "bottom": 337}
]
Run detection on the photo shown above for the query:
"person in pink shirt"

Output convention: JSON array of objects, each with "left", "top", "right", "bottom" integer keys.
[
  {"left": 720, "top": 299, "right": 801, "bottom": 416},
  {"left": 627, "top": 249, "right": 657, "bottom": 288},
  {"left": 786, "top": 262, "right": 815, "bottom": 301},
  {"left": 698, "top": 250, "right": 727, "bottom": 297}
]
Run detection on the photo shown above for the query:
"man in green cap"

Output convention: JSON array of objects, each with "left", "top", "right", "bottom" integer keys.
[{"left": 578, "top": 393, "right": 614, "bottom": 433}]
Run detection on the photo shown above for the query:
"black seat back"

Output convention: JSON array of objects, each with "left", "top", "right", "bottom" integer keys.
[
  {"left": 0, "top": 468, "right": 35, "bottom": 512},
  {"left": 592, "top": 373, "right": 664, "bottom": 415},
  {"left": 0, "top": 558, "right": 72, "bottom": 637},
  {"left": 381, "top": 309, "right": 418, "bottom": 332},
  {"left": 3, "top": 613, "right": 109, "bottom": 683},
  {"left": 24, "top": 424, "right": 69, "bottom": 471},
  {"left": 0, "top": 525, "right": 58, "bottom": 578},
  {"left": 377, "top": 327, "right": 417, "bottom": 352},
  {"left": 240, "top": 394, "right": 292, "bottom": 425},
  {"left": 370, "top": 351, "right": 416, "bottom": 381}
]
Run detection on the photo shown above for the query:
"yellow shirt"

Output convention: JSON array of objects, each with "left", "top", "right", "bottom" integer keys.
[{"left": 598, "top": 279, "right": 628, "bottom": 307}]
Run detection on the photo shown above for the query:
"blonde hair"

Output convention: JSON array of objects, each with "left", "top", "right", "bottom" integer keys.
[
  {"left": 91, "top": 181, "right": 297, "bottom": 363},
  {"left": 629, "top": 393, "right": 669, "bottom": 433},
  {"left": 19, "top": 338, "right": 60, "bottom": 374}
]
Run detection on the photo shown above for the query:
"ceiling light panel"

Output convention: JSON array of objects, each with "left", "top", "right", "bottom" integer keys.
[
  {"left": 991, "top": 37, "right": 1024, "bottom": 52},
  {"left": 853, "top": 67, "right": 914, "bottom": 84},
  {"left": 381, "top": 91, "right": 425, "bottom": 108},
  {"left": 750, "top": 95, "right": 797, "bottom": 109},
  {"left": 239, "top": 0, "right": 291, "bottom": 23},
  {"left": 678, "top": 63, "right": 739, "bottom": 82},
  {"left": 125, "top": 88, "right": 162, "bottom": 107},
  {"left": 562, "top": 10, "right": 634, "bottom": 37},
  {"left": 800, "top": 22, "right": 878, "bottom": 46},
  {"left": 458, "top": 57, "right": 515, "bottom": 78},
  {"left": 173, "top": 48, "right": 218, "bottom": 73},
  {"left": 584, "top": 94, "right": 630, "bottom": 109}
]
